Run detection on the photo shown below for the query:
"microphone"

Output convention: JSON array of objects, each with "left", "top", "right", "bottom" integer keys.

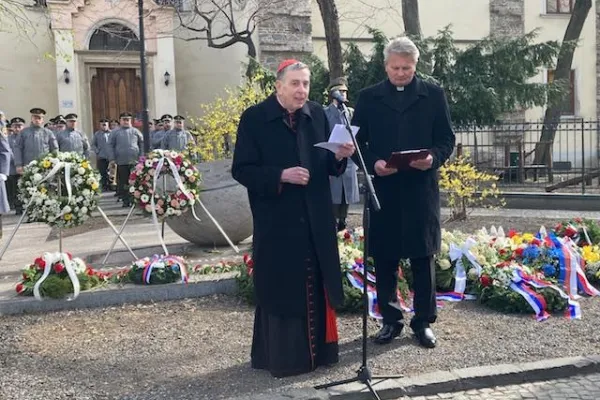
[{"left": 330, "top": 90, "right": 347, "bottom": 109}]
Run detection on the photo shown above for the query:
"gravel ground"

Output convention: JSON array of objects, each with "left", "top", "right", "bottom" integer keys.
[
  {"left": 2, "top": 214, "right": 599, "bottom": 400},
  {"left": 0, "top": 295, "right": 599, "bottom": 400}
]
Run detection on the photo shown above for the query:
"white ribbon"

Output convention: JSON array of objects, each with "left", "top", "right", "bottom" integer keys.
[
  {"left": 33, "top": 252, "right": 80, "bottom": 301},
  {"left": 448, "top": 237, "right": 482, "bottom": 294},
  {"left": 36, "top": 160, "right": 74, "bottom": 204},
  {"left": 150, "top": 152, "right": 239, "bottom": 255}
]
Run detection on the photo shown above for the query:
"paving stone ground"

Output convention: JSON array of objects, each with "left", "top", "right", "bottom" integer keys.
[{"left": 397, "top": 372, "right": 600, "bottom": 400}]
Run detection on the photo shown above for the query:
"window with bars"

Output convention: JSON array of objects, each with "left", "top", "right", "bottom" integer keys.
[
  {"left": 89, "top": 23, "right": 141, "bottom": 52},
  {"left": 546, "top": 0, "right": 574, "bottom": 14},
  {"left": 547, "top": 69, "right": 576, "bottom": 116}
]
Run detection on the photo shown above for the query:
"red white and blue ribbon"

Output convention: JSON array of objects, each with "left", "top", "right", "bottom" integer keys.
[
  {"left": 140, "top": 254, "right": 188, "bottom": 284},
  {"left": 555, "top": 237, "right": 600, "bottom": 298}
]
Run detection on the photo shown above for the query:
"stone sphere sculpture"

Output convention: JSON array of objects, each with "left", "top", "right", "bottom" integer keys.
[{"left": 165, "top": 159, "right": 253, "bottom": 246}]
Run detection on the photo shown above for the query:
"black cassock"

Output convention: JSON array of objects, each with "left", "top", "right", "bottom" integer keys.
[{"left": 232, "top": 94, "right": 347, "bottom": 377}]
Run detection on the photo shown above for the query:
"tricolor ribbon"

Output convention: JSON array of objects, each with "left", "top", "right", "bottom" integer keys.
[
  {"left": 33, "top": 252, "right": 80, "bottom": 301},
  {"left": 556, "top": 236, "right": 600, "bottom": 298},
  {"left": 141, "top": 254, "right": 189, "bottom": 284}
]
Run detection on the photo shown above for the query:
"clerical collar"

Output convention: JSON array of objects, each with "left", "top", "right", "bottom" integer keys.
[{"left": 396, "top": 86, "right": 405, "bottom": 91}]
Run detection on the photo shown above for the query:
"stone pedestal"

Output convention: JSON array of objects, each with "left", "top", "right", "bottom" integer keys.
[{"left": 165, "top": 159, "right": 253, "bottom": 247}]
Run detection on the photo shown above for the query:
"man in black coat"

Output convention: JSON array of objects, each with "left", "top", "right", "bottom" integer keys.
[
  {"left": 352, "top": 36, "right": 455, "bottom": 349},
  {"left": 232, "top": 59, "right": 355, "bottom": 377}
]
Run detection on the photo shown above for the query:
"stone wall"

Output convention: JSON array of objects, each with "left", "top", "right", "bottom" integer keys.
[{"left": 257, "top": 0, "right": 313, "bottom": 71}]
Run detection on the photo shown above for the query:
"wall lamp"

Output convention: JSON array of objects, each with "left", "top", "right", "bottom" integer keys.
[
  {"left": 164, "top": 71, "right": 171, "bottom": 86},
  {"left": 63, "top": 68, "right": 71, "bottom": 84}
]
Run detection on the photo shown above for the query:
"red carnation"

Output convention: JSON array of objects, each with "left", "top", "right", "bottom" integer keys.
[
  {"left": 531, "top": 238, "right": 542, "bottom": 246},
  {"left": 34, "top": 257, "right": 46, "bottom": 269},
  {"left": 175, "top": 155, "right": 183, "bottom": 165},
  {"left": 565, "top": 225, "right": 578, "bottom": 237},
  {"left": 515, "top": 248, "right": 524, "bottom": 257},
  {"left": 480, "top": 275, "right": 493, "bottom": 287},
  {"left": 508, "top": 229, "right": 517, "bottom": 238},
  {"left": 344, "top": 232, "right": 351, "bottom": 239},
  {"left": 53, "top": 263, "right": 65, "bottom": 274},
  {"left": 15, "top": 283, "right": 24, "bottom": 294}
]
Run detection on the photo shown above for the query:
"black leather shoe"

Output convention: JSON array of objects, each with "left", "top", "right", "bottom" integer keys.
[
  {"left": 414, "top": 327, "right": 437, "bottom": 349},
  {"left": 373, "top": 323, "right": 404, "bottom": 345}
]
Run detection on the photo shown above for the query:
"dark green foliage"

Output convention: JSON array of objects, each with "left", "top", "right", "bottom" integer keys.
[
  {"left": 127, "top": 266, "right": 181, "bottom": 285},
  {"left": 478, "top": 286, "right": 567, "bottom": 315},
  {"left": 342, "top": 26, "right": 563, "bottom": 127}
]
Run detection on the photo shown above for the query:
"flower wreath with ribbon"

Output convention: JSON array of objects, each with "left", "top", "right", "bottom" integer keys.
[
  {"left": 128, "top": 149, "right": 201, "bottom": 219},
  {"left": 17, "top": 152, "right": 101, "bottom": 227}
]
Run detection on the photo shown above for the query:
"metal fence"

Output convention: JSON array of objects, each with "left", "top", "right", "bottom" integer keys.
[{"left": 453, "top": 119, "right": 600, "bottom": 194}]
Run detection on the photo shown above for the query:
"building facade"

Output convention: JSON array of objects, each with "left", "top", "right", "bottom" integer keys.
[{"left": 0, "top": 0, "right": 597, "bottom": 138}]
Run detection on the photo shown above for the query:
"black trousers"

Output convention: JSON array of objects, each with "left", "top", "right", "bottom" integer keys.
[
  {"left": 97, "top": 158, "right": 110, "bottom": 189},
  {"left": 6, "top": 175, "right": 20, "bottom": 210},
  {"left": 116, "top": 164, "right": 133, "bottom": 205},
  {"left": 374, "top": 256, "right": 437, "bottom": 330}
]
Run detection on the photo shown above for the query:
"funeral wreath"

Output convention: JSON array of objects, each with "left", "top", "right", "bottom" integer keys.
[{"left": 17, "top": 152, "right": 101, "bottom": 228}]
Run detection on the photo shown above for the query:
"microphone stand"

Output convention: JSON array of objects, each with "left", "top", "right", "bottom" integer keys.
[{"left": 315, "top": 102, "right": 402, "bottom": 400}]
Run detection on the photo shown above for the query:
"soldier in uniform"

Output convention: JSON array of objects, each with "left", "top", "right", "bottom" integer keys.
[
  {"left": 7, "top": 117, "right": 25, "bottom": 213},
  {"left": 161, "top": 115, "right": 195, "bottom": 151},
  {"left": 92, "top": 118, "right": 113, "bottom": 191},
  {"left": 324, "top": 77, "right": 360, "bottom": 231},
  {"left": 14, "top": 108, "right": 58, "bottom": 176},
  {"left": 151, "top": 114, "right": 172, "bottom": 149},
  {"left": 109, "top": 119, "right": 119, "bottom": 131},
  {"left": 54, "top": 117, "right": 67, "bottom": 135},
  {"left": 57, "top": 113, "right": 90, "bottom": 158},
  {"left": 108, "top": 112, "right": 143, "bottom": 207}
]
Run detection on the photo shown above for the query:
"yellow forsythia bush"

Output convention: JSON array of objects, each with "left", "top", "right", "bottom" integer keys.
[
  {"left": 439, "top": 155, "right": 504, "bottom": 221},
  {"left": 188, "top": 74, "right": 274, "bottom": 162}
]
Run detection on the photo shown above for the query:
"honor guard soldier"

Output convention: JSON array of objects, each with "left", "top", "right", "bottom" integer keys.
[
  {"left": 14, "top": 108, "right": 58, "bottom": 175},
  {"left": 110, "top": 119, "right": 119, "bottom": 131},
  {"left": 108, "top": 112, "right": 143, "bottom": 207},
  {"left": 151, "top": 114, "right": 172, "bottom": 149},
  {"left": 7, "top": 117, "right": 25, "bottom": 213},
  {"left": 161, "top": 115, "right": 195, "bottom": 151},
  {"left": 92, "top": 118, "right": 113, "bottom": 191},
  {"left": 57, "top": 113, "right": 90, "bottom": 158}
]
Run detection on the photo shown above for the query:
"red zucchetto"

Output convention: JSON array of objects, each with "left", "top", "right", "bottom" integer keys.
[{"left": 277, "top": 59, "right": 300, "bottom": 73}]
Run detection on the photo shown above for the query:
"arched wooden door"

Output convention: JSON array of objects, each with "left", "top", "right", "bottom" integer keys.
[{"left": 91, "top": 68, "right": 142, "bottom": 124}]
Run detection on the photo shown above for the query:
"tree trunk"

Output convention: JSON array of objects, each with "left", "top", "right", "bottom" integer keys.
[
  {"left": 533, "top": 0, "right": 592, "bottom": 165},
  {"left": 401, "top": 0, "right": 422, "bottom": 38},
  {"left": 316, "top": 0, "right": 344, "bottom": 79},
  {"left": 244, "top": 37, "right": 258, "bottom": 78}
]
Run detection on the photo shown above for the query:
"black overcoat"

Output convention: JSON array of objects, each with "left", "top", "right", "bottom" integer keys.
[
  {"left": 232, "top": 94, "right": 346, "bottom": 317},
  {"left": 351, "top": 77, "right": 455, "bottom": 260}
]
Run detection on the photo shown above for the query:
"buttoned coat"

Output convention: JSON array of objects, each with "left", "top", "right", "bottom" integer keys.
[
  {"left": 232, "top": 94, "right": 347, "bottom": 317},
  {"left": 324, "top": 104, "right": 360, "bottom": 205},
  {"left": 351, "top": 77, "right": 455, "bottom": 260}
]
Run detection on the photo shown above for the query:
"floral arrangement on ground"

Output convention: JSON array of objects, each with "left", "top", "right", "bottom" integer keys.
[
  {"left": 128, "top": 149, "right": 201, "bottom": 219},
  {"left": 16, "top": 252, "right": 119, "bottom": 299},
  {"left": 124, "top": 254, "right": 190, "bottom": 285},
  {"left": 212, "top": 218, "right": 600, "bottom": 321},
  {"left": 17, "top": 152, "right": 101, "bottom": 227}
]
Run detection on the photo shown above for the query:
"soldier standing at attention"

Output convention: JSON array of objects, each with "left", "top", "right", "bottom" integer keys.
[
  {"left": 108, "top": 112, "right": 143, "bottom": 207},
  {"left": 7, "top": 117, "right": 25, "bottom": 214},
  {"left": 14, "top": 108, "right": 58, "bottom": 175},
  {"left": 92, "top": 118, "right": 113, "bottom": 191},
  {"left": 57, "top": 113, "right": 90, "bottom": 158},
  {"left": 161, "top": 115, "right": 195, "bottom": 151}
]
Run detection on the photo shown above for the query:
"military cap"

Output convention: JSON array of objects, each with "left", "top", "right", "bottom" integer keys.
[
  {"left": 173, "top": 115, "right": 185, "bottom": 121},
  {"left": 10, "top": 117, "right": 25, "bottom": 124},
  {"left": 43, "top": 123, "right": 50, "bottom": 128},
  {"left": 119, "top": 112, "right": 133, "bottom": 119},
  {"left": 99, "top": 118, "right": 110, "bottom": 123},
  {"left": 161, "top": 114, "right": 173, "bottom": 122},
  {"left": 328, "top": 77, "right": 348, "bottom": 93},
  {"left": 55, "top": 114, "right": 64, "bottom": 121},
  {"left": 65, "top": 113, "right": 78, "bottom": 121},
  {"left": 30, "top": 108, "right": 47, "bottom": 116},
  {"left": 110, "top": 119, "right": 119, "bottom": 124},
  {"left": 153, "top": 119, "right": 160, "bottom": 125},
  {"left": 55, "top": 117, "right": 67, "bottom": 125}
]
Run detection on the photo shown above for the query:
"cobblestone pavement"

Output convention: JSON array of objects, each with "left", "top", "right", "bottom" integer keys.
[{"left": 398, "top": 373, "right": 600, "bottom": 399}]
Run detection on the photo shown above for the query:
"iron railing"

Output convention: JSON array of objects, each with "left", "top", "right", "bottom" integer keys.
[{"left": 453, "top": 119, "right": 600, "bottom": 194}]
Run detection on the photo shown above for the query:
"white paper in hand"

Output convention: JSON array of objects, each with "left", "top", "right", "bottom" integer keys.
[{"left": 314, "top": 124, "right": 359, "bottom": 153}]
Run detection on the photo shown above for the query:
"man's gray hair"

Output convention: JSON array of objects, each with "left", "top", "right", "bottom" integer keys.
[
  {"left": 276, "top": 62, "right": 310, "bottom": 81},
  {"left": 384, "top": 36, "right": 420, "bottom": 63}
]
